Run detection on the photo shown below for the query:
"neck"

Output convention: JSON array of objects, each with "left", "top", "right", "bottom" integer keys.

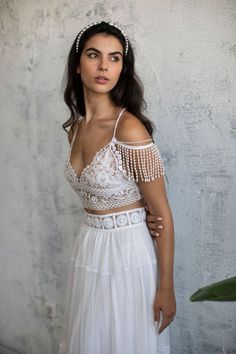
[{"left": 82, "top": 88, "right": 120, "bottom": 123}]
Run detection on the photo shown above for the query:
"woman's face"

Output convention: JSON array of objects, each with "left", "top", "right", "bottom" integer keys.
[{"left": 76, "top": 33, "right": 123, "bottom": 94}]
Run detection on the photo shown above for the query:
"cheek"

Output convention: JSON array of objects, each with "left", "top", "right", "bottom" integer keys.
[
  {"left": 81, "top": 63, "right": 93, "bottom": 74},
  {"left": 80, "top": 63, "right": 95, "bottom": 81},
  {"left": 113, "top": 64, "right": 123, "bottom": 79}
]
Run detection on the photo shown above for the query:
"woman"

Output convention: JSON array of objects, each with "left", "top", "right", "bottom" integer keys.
[{"left": 59, "top": 21, "right": 176, "bottom": 354}]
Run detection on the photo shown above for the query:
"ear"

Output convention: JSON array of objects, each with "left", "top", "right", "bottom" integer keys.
[{"left": 76, "top": 65, "right": 80, "bottom": 74}]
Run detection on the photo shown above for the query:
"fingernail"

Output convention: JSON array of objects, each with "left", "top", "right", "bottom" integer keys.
[
  {"left": 155, "top": 232, "right": 160, "bottom": 237},
  {"left": 157, "top": 225, "right": 163, "bottom": 229},
  {"left": 157, "top": 217, "right": 163, "bottom": 220}
]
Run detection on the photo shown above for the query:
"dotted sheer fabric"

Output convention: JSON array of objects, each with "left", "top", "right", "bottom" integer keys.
[
  {"left": 64, "top": 108, "right": 165, "bottom": 211},
  {"left": 59, "top": 216, "right": 170, "bottom": 354}
]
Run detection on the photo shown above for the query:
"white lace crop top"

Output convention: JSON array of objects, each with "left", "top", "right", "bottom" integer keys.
[{"left": 64, "top": 108, "right": 165, "bottom": 210}]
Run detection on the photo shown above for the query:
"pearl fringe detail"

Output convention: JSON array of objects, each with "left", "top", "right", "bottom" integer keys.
[{"left": 115, "top": 142, "right": 165, "bottom": 182}]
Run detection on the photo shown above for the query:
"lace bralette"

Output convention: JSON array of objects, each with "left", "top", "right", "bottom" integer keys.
[{"left": 64, "top": 108, "right": 165, "bottom": 210}]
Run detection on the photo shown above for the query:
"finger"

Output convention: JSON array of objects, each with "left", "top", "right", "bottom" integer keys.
[
  {"left": 146, "top": 219, "right": 163, "bottom": 229},
  {"left": 146, "top": 215, "right": 163, "bottom": 222},
  {"left": 158, "top": 316, "right": 174, "bottom": 334},
  {"left": 146, "top": 219, "right": 164, "bottom": 229},
  {"left": 154, "top": 307, "right": 160, "bottom": 324},
  {"left": 147, "top": 221, "right": 160, "bottom": 230},
  {"left": 154, "top": 309, "right": 163, "bottom": 334},
  {"left": 149, "top": 230, "right": 160, "bottom": 237},
  {"left": 158, "top": 322, "right": 168, "bottom": 334},
  {"left": 147, "top": 221, "right": 164, "bottom": 233},
  {"left": 156, "top": 224, "right": 164, "bottom": 231}
]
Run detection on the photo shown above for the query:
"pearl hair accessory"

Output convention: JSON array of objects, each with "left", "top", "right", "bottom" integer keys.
[{"left": 75, "top": 21, "right": 129, "bottom": 56}]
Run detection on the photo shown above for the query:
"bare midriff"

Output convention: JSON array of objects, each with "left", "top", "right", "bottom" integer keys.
[{"left": 84, "top": 198, "right": 146, "bottom": 215}]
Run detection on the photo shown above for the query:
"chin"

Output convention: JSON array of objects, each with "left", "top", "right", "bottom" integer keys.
[{"left": 89, "top": 85, "right": 115, "bottom": 95}]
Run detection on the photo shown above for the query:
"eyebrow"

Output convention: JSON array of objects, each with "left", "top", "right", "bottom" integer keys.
[{"left": 84, "top": 47, "right": 123, "bottom": 56}]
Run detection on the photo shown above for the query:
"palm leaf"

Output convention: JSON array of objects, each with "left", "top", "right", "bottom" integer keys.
[{"left": 190, "top": 276, "right": 236, "bottom": 302}]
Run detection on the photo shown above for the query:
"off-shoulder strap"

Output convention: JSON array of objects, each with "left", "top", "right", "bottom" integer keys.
[
  {"left": 113, "top": 139, "right": 154, "bottom": 148},
  {"left": 112, "top": 107, "right": 126, "bottom": 138},
  {"left": 115, "top": 139, "right": 153, "bottom": 145}
]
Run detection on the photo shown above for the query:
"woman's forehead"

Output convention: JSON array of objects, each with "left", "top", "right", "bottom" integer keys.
[{"left": 84, "top": 33, "right": 123, "bottom": 52}]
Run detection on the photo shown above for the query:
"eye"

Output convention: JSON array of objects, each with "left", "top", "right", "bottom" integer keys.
[
  {"left": 88, "top": 52, "right": 98, "bottom": 59},
  {"left": 110, "top": 56, "right": 120, "bottom": 62}
]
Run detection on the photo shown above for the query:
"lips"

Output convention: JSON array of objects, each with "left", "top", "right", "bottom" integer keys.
[
  {"left": 94, "top": 76, "right": 109, "bottom": 84},
  {"left": 95, "top": 76, "right": 109, "bottom": 80}
]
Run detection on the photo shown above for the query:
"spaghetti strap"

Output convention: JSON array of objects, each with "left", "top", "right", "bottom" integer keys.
[
  {"left": 112, "top": 107, "right": 126, "bottom": 138},
  {"left": 70, "top": 122, "right": 79, "bottom": 147}
]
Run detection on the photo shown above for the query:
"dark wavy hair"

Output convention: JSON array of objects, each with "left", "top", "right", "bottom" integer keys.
[{"left": 61, "top": 21, "right": 156, "bottom": 138}]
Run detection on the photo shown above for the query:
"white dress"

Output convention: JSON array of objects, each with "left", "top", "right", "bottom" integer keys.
[{"left": 59, "top": 108, "right": 170, "bottom": 354}]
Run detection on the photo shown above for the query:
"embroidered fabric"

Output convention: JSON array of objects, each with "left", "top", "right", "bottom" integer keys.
[
  {"left": 83, "top": 207, "right": 147, "bottom": 229},
  {"left": 64, "top": 108, "right": 165, "bottom": 211}
]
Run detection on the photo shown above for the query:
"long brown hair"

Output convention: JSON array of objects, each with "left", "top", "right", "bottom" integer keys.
[{"left": 61, "top": 21, "right": 156, "bottom": 137}]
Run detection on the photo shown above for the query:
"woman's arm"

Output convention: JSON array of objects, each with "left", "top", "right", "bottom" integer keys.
[
  {"left": 139, "top": 177, "right": 176, "bottom": 334},
  {"left": 115, "top": 112, "right": 176, "bottom": 333},
  {"left": 139, "top": 177, "right": 174, "bottom": 289}
]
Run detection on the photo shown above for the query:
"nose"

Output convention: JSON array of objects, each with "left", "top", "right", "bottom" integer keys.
[{"left": 98, "top": 56, "right": 108, "bottom": 71}]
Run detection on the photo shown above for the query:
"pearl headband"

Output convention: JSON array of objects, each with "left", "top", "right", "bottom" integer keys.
[{"left": 75, "top": 21, "right": 129, "bottom": 56}]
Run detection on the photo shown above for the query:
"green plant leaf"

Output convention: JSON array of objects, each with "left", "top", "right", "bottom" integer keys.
[{"left": 190, "top": 276, "right": 236, "bottom": 302}]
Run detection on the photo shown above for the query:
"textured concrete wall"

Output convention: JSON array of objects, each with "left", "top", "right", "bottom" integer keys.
[{"left": 0, "top": 1, "right": 236, "bottom": 353}]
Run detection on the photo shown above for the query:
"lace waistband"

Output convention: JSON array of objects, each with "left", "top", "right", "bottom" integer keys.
[{"left": 83, "top": 207, "right": 146, "bottom": 230}]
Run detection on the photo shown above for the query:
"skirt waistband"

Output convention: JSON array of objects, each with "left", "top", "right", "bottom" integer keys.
[{"left": 83, "top": 207, "right": 146, "bottom": 230}]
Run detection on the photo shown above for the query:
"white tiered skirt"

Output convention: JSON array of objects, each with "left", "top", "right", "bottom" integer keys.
[{"left": 59, "top": 207, "right": 170, "bottom": 354}]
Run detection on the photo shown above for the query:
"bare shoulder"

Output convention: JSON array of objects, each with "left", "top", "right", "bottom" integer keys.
[{"left": 115, "top": 111, "right": 152, "bottom": 142}]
